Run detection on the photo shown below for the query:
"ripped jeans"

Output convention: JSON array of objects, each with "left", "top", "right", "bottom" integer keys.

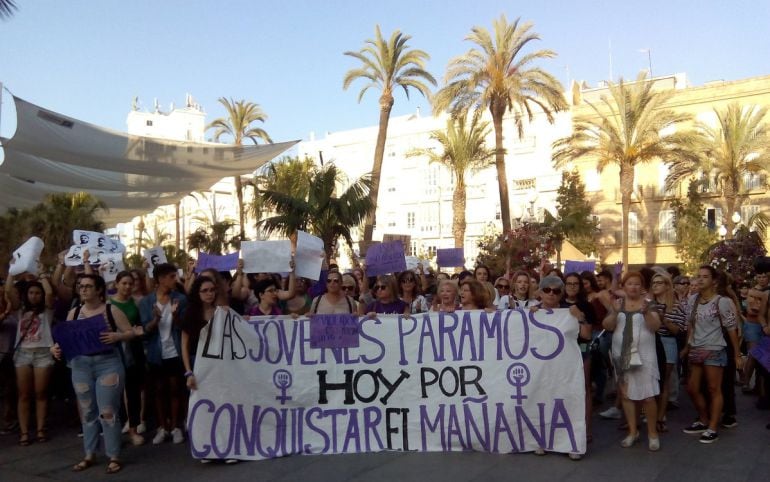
[{"left": 70, "top": 351, "right": 125, "bottom": 459}]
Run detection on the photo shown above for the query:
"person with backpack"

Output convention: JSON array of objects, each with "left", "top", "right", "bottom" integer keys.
[{"left": 308, "top": 271, "right": 357, "bottom": 315}]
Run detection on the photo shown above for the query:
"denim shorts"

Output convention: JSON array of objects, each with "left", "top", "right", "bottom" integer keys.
[
  {"left": 660, "top": 336, "right": 678, "bottom": 364},
  {"left": 744, "top": 322, "right": 764, "bottom": 344},
  {"left": 689, "top": 348, "right": 727, "bottom": 367},
  {"left": 13, "top": 347, "right": 55, "bottom": 368}
]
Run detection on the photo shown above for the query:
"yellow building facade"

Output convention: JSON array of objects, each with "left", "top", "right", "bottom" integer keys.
[{"left": 566, "top": 73, "right": 770, "bottom": 269}]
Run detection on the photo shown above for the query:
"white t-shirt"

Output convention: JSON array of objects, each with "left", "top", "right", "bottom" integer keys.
[
  {"left": 16, "top": 308, "right": 54, "bottom": 349},
  {"left": 157, "top": 301, "right": 178, "bottom": 359}
]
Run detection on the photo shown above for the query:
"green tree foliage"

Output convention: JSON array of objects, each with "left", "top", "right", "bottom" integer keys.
[
  {"left": 476, "top": 223, "right": 555, "bottom": 276},
  {"left": 550, "top": 169, "right": 598, "bottom": 257},
  {"left": 433, "top": 15, "right": 567, "bottom": 234},
  {"left": 343, "top": 25, "right": 436, "bottom": 244},
  {"left": 407, "top": 116, "right": 494, "bottom": 249},
  {"left": 259, "top": 164, "right": 374, "bottom": 262},
  {"left": 207, "top": 97, "right": 272, "bottom": 241},
  {"left": 553, "top": 72, "right": 699, "bottom": 267},
  {"left": 187, "top": 220, "right": 237, "bottom": 255},
  {"left": 670, "top": 183, "right": 718, "bottom": 274},
  {"left": 0, "top": 193, "right": 107, "bottom": 269}
]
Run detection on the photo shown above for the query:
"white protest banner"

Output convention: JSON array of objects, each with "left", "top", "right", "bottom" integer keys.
[
  {"left": 9, "top": 237, "right": 44, "bottom": 276},
  {"left": 143, "top": 247, "right": 167, "bottom": 278},
  {"left": 405, "top": 256, "right": 421, "bottom": 271},
  {"left": 295, "top": 230, "right": 324, "bottom": 280},
  {"left": 72, "top": 230, "right": 109, "bottom": 249},
  {"left": 241, "top": 240, "right": 292, "bottom": 274},
  {"left": 101, "top": 253, "right": 125, "bottom": 283},
  {"left": 188, "top": 308, "right": 586, "bottom": 461}
]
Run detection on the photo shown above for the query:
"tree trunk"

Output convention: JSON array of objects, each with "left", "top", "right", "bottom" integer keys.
[
  {"left": 175, "top": 201, "right": 181, "bottom": 248},
  {"left": 724, "top": 183, "right": 738, "bottom": 239},
  {"left": 234, "top": 175, "right": 246, "bottom": 241},
  {"left": 452, "top": 177, "right": 467, "bottom": 249},
  {"left": 362, "top": 95, "right": 394, "bottom": 247},
  {"left": 491, "top": 103, "right": 511, "bottom": 234},
  {"left": 619, "top": 164, "right": 634, "bottom": 269}
]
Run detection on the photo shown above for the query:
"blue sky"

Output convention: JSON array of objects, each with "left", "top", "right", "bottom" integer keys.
[{"left": 1, "top": 0, "right": 768, "bottom": 143}]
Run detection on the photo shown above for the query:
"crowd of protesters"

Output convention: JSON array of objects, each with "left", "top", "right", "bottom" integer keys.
[{"left": 2, "top": 249, "right": 770, "bottom": 473}]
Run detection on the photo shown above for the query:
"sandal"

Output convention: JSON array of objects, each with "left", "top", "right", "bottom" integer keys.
[
  {"left": 36, "top": 429, "right": 48, "bottom": 443},
  {"left": 72, "top": 459, "right": 96, "bottom": 472},
  {"left": 19, "top": 432, "right": 31, "bottom": 446},
  {"left": 106, "top": 460, "right": 123, "bottom": 475},
  {"left": 656, "top": 420, "right": 668, "bottom": 433}
]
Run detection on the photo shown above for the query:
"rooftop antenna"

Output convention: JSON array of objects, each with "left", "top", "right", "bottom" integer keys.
[{"left": 639, "top": 48, "right": 652, "bottom": 78}]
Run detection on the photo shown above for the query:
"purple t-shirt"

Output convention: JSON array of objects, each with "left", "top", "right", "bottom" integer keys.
[
  {"left": 365, "top": 299, "right": 408, "bottom": 315},
  {"left": 248, "top": 305, "right": 282, "bottom": 316}
]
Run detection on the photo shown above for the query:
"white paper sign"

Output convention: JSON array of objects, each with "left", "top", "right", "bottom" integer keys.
[
  {"left": 405, "top": 256, "right": 421, "bottom": 271},
  {"left": 72, "top": 230, "right": 125, "bottom": 254},
  {"left": 295, "top": 230, "right": 324, "bottom": 281},
  {"left": 143, "top": 247, "right": 168, "bottom": 278},
  {"left": 188, "top": 308, "right": 586, "bottom": 461},
  {"left": 64, "top": 245, "right": 85, "bottom": 267},
  {"left": 241, "top": 240, "right": 292, "bottom": 274},
  {"left": 9, "top": 237, "right": 44, "bottom": 276},
  {"left": 101, "top": 253, "right": 125, "bottom": 283}
]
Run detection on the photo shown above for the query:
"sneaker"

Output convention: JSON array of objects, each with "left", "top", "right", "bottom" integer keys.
[
  {"left": 171, "top": 428, "right": 185, "bottom": 444},
  {"left": 699, "top": 429, "right": 719, "bottom": 444},
  {"left": 682, "top": 421, "right": 708, "bottom": 434},
  {"left": 200, "top": 459, "right": 212, "bottom": 464},
  {"left": 129, "top": 433, "right": 145, "bottom": 446},
  {"left": 620, "top": 433, "right": 640, "bottom": 448},
  {"left": 648, "top": 437, "right": 660, "bottom": 451},
  {"left": 122, "top": 422, "right": 130, "bottom": 434},
  {"left": 568, "top": 452, "right": 583, "bottom": 460},
  {"left": 224, "top": 459, "right": 239, "bottom": 465},
  {"left": 136, "top": 422, "right": 147, "bottom": 434},
  {"left": 599, "top": 406, "right": 623, "bottom": 420},
  {"left": 721, "top": 416, "right": 738, "bottom": 428},
  {"left": 152, "top": 428, "right": 168, "bottom": 445},
  {"left": 533, "top": 447, "right": 546, "bottom": 456}
]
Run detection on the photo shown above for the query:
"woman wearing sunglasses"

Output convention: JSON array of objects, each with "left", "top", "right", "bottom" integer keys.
[
  {"left": 360, "top": 275, "right": 409, "bottom": 317},
  {"left": 308, "top": 271, "right": 357, "bottom": 315},
  {"left": 493, "top": 277, "right": 512, "bottom": 310},
  {"left": 531, "top": 275, "right": 591, "bottom": 460},
  {"left": 603, "top": 271, "right": 662, "bottom": 451},
  {"left": 398, "top": 271, "right": 429, "bottom": 314}
]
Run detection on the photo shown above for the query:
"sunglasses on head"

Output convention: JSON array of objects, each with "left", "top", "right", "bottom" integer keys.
[{"left": 541, "top": 287, "right": 562, "bottom": 295}]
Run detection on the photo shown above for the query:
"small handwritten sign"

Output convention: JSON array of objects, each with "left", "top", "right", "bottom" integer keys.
[
  {"left": 52, "top": 314, "right": 111, "bottom": 361},
  {"left": 309, "top": 314, "right": 360, "bottom": 349},
  {"left": 196, "top": 252, "right": 239, "bottom": 273},
  {"left": 365, "top": 241, "right": 406, "bottom": 276}
]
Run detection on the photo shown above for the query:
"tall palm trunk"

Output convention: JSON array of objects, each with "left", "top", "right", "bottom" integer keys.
[
  {"left": 724, "top": 182, "right": 738, "bottom": 239},
  {"left": 363, "top": 94, "right": 394, "bottom": 245},
  {"left": 175, "top": 201, "right": 181, "bottom": 248},
  {"left": 491, "top": 102, "right": 511, "bottom": 233},
  {"left": 619, "top": 164, "right": 634, "bottom": 268},
  {"left": 452, "top": 177, "right": 467, "bottom": 248},
  {"left": 234, "top": 176, "right": 246, "bottom": 241}
]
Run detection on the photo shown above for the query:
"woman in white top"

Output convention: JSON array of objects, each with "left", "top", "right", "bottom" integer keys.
[
  {"left": 308, "top": 271, "right": 357, "bottom": 314},
  {"left": 511, "top": 271, "right": 538, "bottom": 309},
  {"left": 5, "top": 273, "right": 55, "bottom": 446}
]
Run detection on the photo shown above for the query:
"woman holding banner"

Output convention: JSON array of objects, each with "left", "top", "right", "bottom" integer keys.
[
  {"left": 459, "top": 278, "right": 489, "bottom": 310},
  {"left": 5, "top": 273, "right": 55, "bottom": 447},
  {"left": 309, "top": 271, "right": 358, "bottom": 315},
  {"left": 398, "top": 271, "right": 429, "bottom": 314},
  {"left": 431, "top": 280, "right": 460, "bottom": 312},
  {"left": 603, "top": 272, "right": 662, "bottom": 451},
  {"left": 361, "top": 275, "right": 409, "bottom": 316},
  {"left": 52, "top": 274, "right": 135, "bottom": 474}
]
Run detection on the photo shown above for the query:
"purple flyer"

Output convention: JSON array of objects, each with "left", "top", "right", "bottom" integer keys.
[{"left": 309, "top": 314, "right": 360, "bottom": 349}]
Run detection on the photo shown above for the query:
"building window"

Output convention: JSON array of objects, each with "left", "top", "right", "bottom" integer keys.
[
  {"left": 658, "top": 210, "right": 676, "bottom": 243},
  {"left": 743, "top": 172, "right": 763, "bottom": 191},
  {"left": 741, "top": 204, "right": 760, "bottom": 227},
  {"left": 146, "top": 120, "right": 153, "bottom": 126},
  {"left": 705, "top": 207, "right": 723, "bottom": 232},
  {"left": 409, "top": 241, "right": 418, "bottom": 257},
  {"left": 407, "top": 212, "right": 415, "bottom": 229},
  {"left": 628, "top": 212, "right": 640, "bottom": 244}
]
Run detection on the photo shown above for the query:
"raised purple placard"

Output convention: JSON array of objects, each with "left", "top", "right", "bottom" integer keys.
[
  {"left": 52, "top": 314, "right": 111, "bottom": 361},
  {"left": 365, "top": 241, "right": 407, "bottom": 276},
  {"left": 749, "top": 336, "right": 770, "bottom": 372},
  {"left": 436, "top": 248, "right": 465, "bottom": 267},
  {"left": 195, "top": 252, "right": 239, "bottom": 273},
  {"left": 309, "top": 314, "right": 360, "bottom": 349},
  {"left": 563, "top": 260, "right": 596, "bottom": 275}
]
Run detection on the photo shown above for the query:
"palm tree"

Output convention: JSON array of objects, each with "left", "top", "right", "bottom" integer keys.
[
  {"left": 0, "top": 0, "right": 17, "bottom": 19},
  {"left": 433, "top": 15, "right": 567, "bottom": 234},
  {"left": 552, "top": 72, "right": 699, "bottom": 267},
  {"left": 259, "top": 164, "right": 373, "bottom": 262},
  {"left": 207, "top": 97, "right": 272, "bottom": 241},
  {"left": 343, "top": 25, "right": 436, "bottom": 245},
  {"left": 666, "top": 103, "right": 770, "bottom": 238},
  {"left": 187, "top": 220, "right": 237, "bottom": 255},
  {"left": 407, "top": 115, "right": 494, "bottom": 248}
]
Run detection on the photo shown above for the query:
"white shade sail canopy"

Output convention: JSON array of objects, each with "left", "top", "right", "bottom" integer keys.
[{"left": 0, "top": 96, "right": 297, "bottom": 224}]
